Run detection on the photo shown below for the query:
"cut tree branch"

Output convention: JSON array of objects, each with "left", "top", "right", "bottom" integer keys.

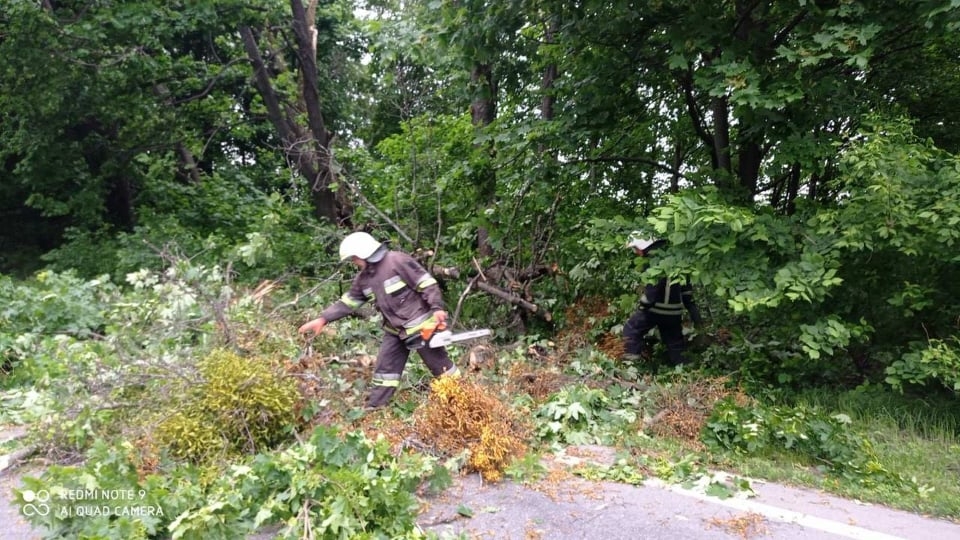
[{"left": 475, "top": 281, "right": 551, "bottom": 321}]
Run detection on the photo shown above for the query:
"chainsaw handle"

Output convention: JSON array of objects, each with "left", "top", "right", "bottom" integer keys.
[{"left": 420, "top": 321, "right": 447, "bottom": 341}]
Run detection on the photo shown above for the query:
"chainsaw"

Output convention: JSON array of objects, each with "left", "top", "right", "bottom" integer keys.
[{"left": 416, "top": 322, "right": 491, "bottom": 349}]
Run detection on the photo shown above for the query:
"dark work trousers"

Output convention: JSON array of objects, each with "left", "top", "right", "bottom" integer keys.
[
  {"left": 623, "top": 309, "right": 687, "bottom": 366},
  {"left": 367, "top": 332, "right": 455, "bottom": 408}
]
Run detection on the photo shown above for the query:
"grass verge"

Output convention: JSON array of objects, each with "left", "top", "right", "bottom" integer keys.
[{"left": 713, "top": 387, "right": 960, "bottom": 520}]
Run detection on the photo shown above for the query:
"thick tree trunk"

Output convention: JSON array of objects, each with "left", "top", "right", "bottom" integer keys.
[
  {"left": 239, "top": 4, "right": 352, "bottom": 226},
  {"left": 785, "top": 163, "right": 800, "bottom": 215},
  {"left": 738, "top": 140, "right": 762, "bottom": 197},
  {"left": 712, "top": 96, "right": 732, "bottom": 175},
  {"left": 540, "top": 17, "right": 558, "bottom": 122},
  {"left": 105, "top": 176, "right": 135, "bottom": 231},
  {"left": 470, "top": 62, "right": 498, "bottom": 257},
  {"left": 240, "top": 27, "right": 312, "bottom": 166},
  {"left": 290, "top": 0, "right": 351, "bottom": 225}
]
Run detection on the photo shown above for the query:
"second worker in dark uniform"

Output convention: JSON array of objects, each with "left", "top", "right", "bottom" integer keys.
[{"left": 622, "top": 232, "right": 703, "bottom": 367}]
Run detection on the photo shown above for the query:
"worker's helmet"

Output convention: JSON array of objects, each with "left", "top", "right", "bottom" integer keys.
[
  {"left": 626, "top": 231, "right": 658, "bottom": 252},
  {"left": 339, "top": 231, "right": 382, "bottom": 261}
]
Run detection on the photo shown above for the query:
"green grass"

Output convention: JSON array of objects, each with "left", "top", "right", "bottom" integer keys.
[{"left": 714, "top": 387, "right": 960, "bottom": 520}]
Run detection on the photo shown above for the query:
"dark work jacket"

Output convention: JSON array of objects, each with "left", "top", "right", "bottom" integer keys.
[
  {"left": 320, "top": 250, "right": 444, "bottom": 337},
  {"left": 640, "top": 277, "right": 702, "bottom": 324}
]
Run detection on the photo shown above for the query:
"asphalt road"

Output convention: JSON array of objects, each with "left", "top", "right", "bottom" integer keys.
[
  {"left": 417, "top": 446, "right": 960, "bottom": 540},
  {"left": 417, "top": 474, "right": 960, "bottom": 539}
]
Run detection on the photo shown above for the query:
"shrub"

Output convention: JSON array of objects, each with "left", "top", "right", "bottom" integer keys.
[
  {"left": 885, "top": 338, "right": 960, "bottom": 394},
  {"left": 154, "top": 349, "right": 298, "bottom": 462}
]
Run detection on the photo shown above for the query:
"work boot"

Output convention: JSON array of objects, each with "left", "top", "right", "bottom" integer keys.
[{"left": 366, "top": 386, "right": 396, "bottom": 409}]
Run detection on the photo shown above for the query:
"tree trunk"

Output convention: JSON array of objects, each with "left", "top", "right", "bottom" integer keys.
[
  {"left": 470, "top": 62, "right": 497, "bottom": 256},
  {"left": 105, "top": 175, "right": 135, "bottom": 231},
  {"left": 289, "top": 0, "right": 351, "bottom": 225},
  {"left": 712, "top": 95, "right": 732, "bottom": 175},
  {"left": 239, "top": 3, "right": 352, "bottom": 227},
  {"left": 785, "top": 163, "right": 800, "bottom": 215},
  {"left": 737, "top": 139, "right": 762, "bottom": 197},
  {"left": 175, "top": 142, "right": 202, "bottom": 184},
  {"left": 540, "top": 17, "right": 558, "bottom": 122}
]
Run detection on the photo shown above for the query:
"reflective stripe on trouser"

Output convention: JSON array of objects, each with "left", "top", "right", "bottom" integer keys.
[
  {"left": 366, "top": 332, "right": 457, "bottom": 408},
  {"left": 443, "top": 365, "right": 461, "bottom": 378}
]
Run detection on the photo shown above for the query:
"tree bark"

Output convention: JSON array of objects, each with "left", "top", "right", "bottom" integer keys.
[
  {"left": 240, "top": 5, "right": 352, "bottom": 226},
  {"left": 540, "top": 17, "right": 558, "bottom": 122},
  {"left": 471, "top": 62, "right": 498, "bottom": 257},
  {"left": 785, "top": 163, "right": 800, "bottom": 215},
  {"left": 475, "top": 281, "right": 550, "bottom": 321},
  {"left": 737, "top": 139, "right": 762, "bottom": 197},
  {"left": 289, "top": 0, "right": 342, "bottom": 224},
  {"left": 712, "top": 95, "right": 732, "bottom": 174}
]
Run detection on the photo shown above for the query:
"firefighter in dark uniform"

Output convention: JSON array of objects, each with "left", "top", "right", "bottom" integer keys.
[
  {"left": 298, "top": 232, "right": 460, "bottom": 408},
  {"left": 622, "top": 233, "right": 703, "bottom": 367}
]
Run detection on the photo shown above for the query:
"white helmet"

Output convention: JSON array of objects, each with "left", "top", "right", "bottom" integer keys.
[
  {"left": 626, "top": 231, "right": 658, "bottom": 252},
  {"left": 338, "top": 231, "right": 382, "bottom": 261}
]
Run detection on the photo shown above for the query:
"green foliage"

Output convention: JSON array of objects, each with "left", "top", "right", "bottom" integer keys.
[
  {"left": 566, "top": 216, "right": 643, "bottom": 298},
  {"left": 644, "top": 118, "right": 960, "bottom": 388},
  {"left": 502, "top": 451, "right": 548, "bottom": 483},
  {"left": 5, "top": 260, "right": 314, "bottom": 458},
  {"left": 534, "top": 383, "right": 640, "bottom": 446},
  {"left": 703, "top": 400, "right": 920, "bottom": 491},
  {"left": 170, "top": 427, "right": 438, "bottom": 540},
  {"left": 41, "top": 186, "right": 334, "bottom": 283},
  {"left": 699, "top": 334, "right": 850, "bottom": 394},
  {"left": 575, "top": 458, "right": 646, "bottom": 486},
  {"left": 0, "top": 0, "right": 361, "bottom": 277},
  {"left": 0, "top": 271, "right": 116, "bottom": 384},
  {"left": 17, "top": 427, "right": 440, "bottom": 540},
  {"left": 4, "top": 0, "right": 960, "bottom": 532},
  {"left": 367, "top": 113, "right": 486, "bottom": 250},
  {"left": 154, "top": 349, "right": 298, "bottom": 462},
  {"left": 645, "top": 189, "right": 839, "bottom": 313},
  {"left": 885, "top": 338, "right": 960, "bottom": 394},
  {"left": 0, "top": 270, "right": 113, "bottom": 337},
  {"left": 651, "top": 453, "right": 709, "bottom": 486},
  {"left": 16, "top": 438, "right": 196, "bottom": 540}
]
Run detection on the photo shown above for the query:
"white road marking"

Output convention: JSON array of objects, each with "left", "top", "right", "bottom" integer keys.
[{"left": 643, "top": 478, "right": 907, "bottom": 540}]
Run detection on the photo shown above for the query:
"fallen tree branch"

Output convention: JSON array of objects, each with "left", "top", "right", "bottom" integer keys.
[
  {"left": 430, "top": 265, "right": 460, "bottom": 279},
  {"left": 475, "top": 281, "right": 551, "bottom": 321},
  {"left": 0, "top": 445, "right": 39, "bottom": 473}
]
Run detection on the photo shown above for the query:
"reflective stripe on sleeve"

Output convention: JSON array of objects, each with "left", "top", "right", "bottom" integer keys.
[
  {"left": 415, "top": 275, "right": 437, "bottom": 291},
  {"left": 340, "top": 293, "right": 366, "bottom": 309}
]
